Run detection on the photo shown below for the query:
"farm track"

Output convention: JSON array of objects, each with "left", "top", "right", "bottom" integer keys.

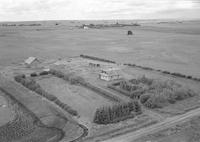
[
  {"left": 102, "top": 104, "right": 200, "bottom": 142},
  {"left": 82, "top": 120, "right": 157, "bottom": 142}
]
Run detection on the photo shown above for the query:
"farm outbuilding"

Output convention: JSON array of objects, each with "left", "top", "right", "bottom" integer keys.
[
  {"left": 24, "top": 57, "right": 40, "bottom": 67},
  {"left": 99, "top": 68, "right": 120, "bottom": 81},
  {"left": 127, "top": 30, "right": 133, "bottom": 35},
  {"left": 83, "top": 26, "right": 89, "bottom": 29}
]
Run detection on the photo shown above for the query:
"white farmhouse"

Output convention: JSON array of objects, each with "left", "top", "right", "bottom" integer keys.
[{"left": 99, "top": 68, "right": 120, "bottom": 81}]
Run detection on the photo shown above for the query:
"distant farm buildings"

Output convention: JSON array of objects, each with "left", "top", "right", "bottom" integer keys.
[
  {"left": 24, "top": 57, "right": 40, "bottom": 67},
  {"left": 99, "top": 68, "right": 120, "bottom": 81},
  {"left": 83, "top": 26, "right": 89, "bottom": 30},
  {"left": 89, "top": 62, "right": 100, "bottom": 67}
]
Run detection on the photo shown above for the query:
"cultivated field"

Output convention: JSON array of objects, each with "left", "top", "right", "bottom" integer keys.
[
  {"left": 1, "top": 19, "right": 200, "bottom": 142},
  {"left": 0, "top": 20, "right": 200, "bottom": 77}
]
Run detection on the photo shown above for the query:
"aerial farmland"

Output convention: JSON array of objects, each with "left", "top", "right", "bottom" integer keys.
[{"left": 0, "top": 20, "right": 200, "bottom": 142}]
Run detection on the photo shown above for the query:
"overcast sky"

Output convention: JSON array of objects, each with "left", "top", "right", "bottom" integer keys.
[{"left": 0, "top": 0, "right": 199, "bottom": 21}]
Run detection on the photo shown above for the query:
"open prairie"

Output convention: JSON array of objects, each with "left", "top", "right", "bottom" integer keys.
[{"left": 0, "top": 20, "right": 200, "bottom": 78}]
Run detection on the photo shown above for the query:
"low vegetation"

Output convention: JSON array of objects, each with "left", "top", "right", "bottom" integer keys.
[
  {"left": 93, "top": 101, "right": 142, "bottom": 124},
  {"left": 14, "top": 74, "right": 78, "bottom": 116}
]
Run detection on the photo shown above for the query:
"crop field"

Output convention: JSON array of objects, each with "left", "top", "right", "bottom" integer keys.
[
  {"left": 35, "top": 75, "right": 114, "bottom": 122},
  {"left": 0, "top": 20, "right": 200, "bottom": 78},
  {"left": 1, "top": 20, "right": 200, "bottom": 142}
]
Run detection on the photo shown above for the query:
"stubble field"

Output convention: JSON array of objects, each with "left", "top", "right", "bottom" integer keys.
[{"left": 0, "top": 20, "right": 200, "bottom": 77}]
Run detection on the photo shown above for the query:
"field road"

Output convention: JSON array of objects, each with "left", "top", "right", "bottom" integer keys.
[{"left": 101, "top": 107, "right": 200, "bottom": 142}]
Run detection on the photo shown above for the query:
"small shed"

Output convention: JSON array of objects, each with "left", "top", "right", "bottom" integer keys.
[
  {"left": 127, "top": 30, "right": 133, "bottom": 35},
  {"left": 24, "top": 57, "right": 40, "bottom": 67},
  {"left": 99, "top": 68, "right": 120, "bottom": 81}
]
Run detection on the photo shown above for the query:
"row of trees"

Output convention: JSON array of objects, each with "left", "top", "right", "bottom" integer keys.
[
  {"left": 117, "top": 76, "right": 152, "bottom": 98},
  {"left": 80, "top": 55, "right": 116, "bottom": 64},
  {"left": 93, "top": 101, "right": 142, "bottom": 124},
  {"left": 14, "top": 74, "right": 78, "bottom": 116},
  {"left": 49, "top": 69, "right": 85, "bottom": 85},
  {"left": 120, "top": 81, "right": 139, "bottom": 92},
  {"left": 125, "top": 63, "right": 200, "bottom": 82},
  {"left": 130, "top": 76, "right": 153, "bottom": 86},
  {"left": 1, "top": 24, "right": 42, "bottom": 27}
]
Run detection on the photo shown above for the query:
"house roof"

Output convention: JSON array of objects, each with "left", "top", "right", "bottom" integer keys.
[
  {"left": 100, "top": 68, "right": 119, "bottom": 76},
  {"left": 25, "top": 57, "right": 38, "bottom": 65}
]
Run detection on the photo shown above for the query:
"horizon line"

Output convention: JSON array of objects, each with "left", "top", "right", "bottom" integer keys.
[{"left": 0, "top": 18, "right": 200, "bottom": 23}]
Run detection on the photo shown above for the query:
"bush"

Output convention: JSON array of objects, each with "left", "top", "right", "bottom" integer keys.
[
  {"left": 39, "top": 71, "right": 49, "bottom": 76},
  {"left": 120, "top": 81, "right": 138, "bottom": 92},
  {"left": 140, "top": 94, "right": 151, "bottom": 104},
  {"left": 30, "top": 72, "right": 37, "bottom": 77}
]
